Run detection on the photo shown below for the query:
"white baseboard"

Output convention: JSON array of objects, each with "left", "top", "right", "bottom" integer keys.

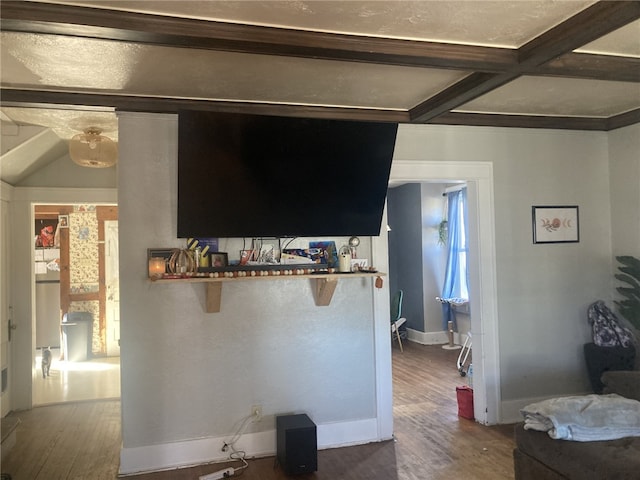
[
  {"left": 406, "top": 328, "right": 466, "bottom": 346},
  {"left": 119, "top": 417, "right": 382, "bottom": 476}
]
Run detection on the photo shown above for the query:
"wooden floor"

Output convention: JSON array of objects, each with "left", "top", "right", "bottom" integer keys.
[
  {"left": 1, "top": 400, "right": 121, "bottom": 480},
  {"left": 1, "top": 342, "right": 516, "bottom": 479}
]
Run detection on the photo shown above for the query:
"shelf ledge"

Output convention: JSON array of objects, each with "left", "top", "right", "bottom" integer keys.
[{"left": 150, "top": 272, "right": 385, "bottom": 313}]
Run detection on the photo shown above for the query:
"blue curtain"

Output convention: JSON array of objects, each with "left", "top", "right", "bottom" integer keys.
[{"left": 441, "top": 188, "right": 468, "bottom": 330}]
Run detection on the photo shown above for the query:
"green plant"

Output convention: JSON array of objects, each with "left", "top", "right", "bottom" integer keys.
[
  {"left": 614, "top": 255, "right": 640, "bottom": 330},
  {"left": 438, "top": 219, "right": 448, "bottom": 246}
]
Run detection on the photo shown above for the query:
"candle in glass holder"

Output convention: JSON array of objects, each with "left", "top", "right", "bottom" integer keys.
[{"left": 148, "top": 257, "right": 166, "bottom": 278}]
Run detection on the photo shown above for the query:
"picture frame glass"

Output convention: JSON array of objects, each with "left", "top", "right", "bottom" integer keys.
[{"left": 210, "top": 253, "right": 228, "bottom": 267}]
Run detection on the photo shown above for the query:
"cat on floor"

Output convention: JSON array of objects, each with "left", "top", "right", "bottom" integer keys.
[{"left": 41, "top": 347, "right": 52, "bottom": 378}]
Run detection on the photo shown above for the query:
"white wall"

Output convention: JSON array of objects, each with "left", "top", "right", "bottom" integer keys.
[
  {"left": 609, "top": 123, "right": 640, "bottom": 258},
  {"left": 117, "top": 113, "right": 391, "bottom": 474},
  {"left": 608, "top": 123, "right": 640, "bottom": 364},
  {"left": 18, "top": 154, "right": 117, "bottom": 188}
]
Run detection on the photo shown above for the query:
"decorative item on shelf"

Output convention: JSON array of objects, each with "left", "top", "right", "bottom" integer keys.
[
  {"left": 309, "top": 241, "right": 338, "bottom": 267},
  {"left": 68, "top": 127, "right": 117, "bottom": 168},
  {"left": 187, "top": 237, "right": 218, "bottom": 267},
  {"left": 348, "top": 236, "right": 360, "bottom": 258},
  {"left": 338, "top": 245, "right": 352, "bottom": 273},
  {"left": 209, "top": 252, "right": 229, "bottom": 267},
  {"left": 148, "top": 257, "right": 166, "bottom": 279},
  {"left": 168, "top": 248, "right": 197, "bottom": 275},
  {"left": 239, "top": 249, "right": 255, "bottom": 265}
]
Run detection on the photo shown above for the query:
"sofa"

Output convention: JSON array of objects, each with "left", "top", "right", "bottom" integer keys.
[{"left": 513, "top": 370, "right": 640, "bottom": 480}]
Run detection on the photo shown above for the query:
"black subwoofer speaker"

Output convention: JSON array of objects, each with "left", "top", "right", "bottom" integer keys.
[{"left": 276, "top": 413, "right": 317, "bottom": 474}]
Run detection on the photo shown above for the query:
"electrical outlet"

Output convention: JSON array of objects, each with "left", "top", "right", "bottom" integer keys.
[{"left": 251, "top": 404, "right": 262, "bottom": 421}]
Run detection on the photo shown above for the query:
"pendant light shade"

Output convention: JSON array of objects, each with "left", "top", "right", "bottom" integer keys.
[{"left": 69, "top": 127, "right": 117, "bottom": 168}]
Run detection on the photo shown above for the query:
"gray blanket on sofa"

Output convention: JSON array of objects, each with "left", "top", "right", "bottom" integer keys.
[{"left": 521, "top": 393, "right": 640, "bottom": 441}]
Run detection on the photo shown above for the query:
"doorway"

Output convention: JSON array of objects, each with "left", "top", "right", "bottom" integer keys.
[
  {"left": 32, "top": 204, "right": 120, "bottom": 405},
  {"left": 387, "top": 181, "right": 474, "bottom": 426},
  {"left": 375, "top": 160, "right": 500, "bottom": 426}
]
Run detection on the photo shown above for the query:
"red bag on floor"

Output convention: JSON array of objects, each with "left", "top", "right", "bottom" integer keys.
[{"left": 456, "top": 386, "right": 474, "bottom": 420}]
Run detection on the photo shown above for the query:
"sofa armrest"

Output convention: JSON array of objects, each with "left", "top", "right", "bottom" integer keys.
[{"left": 601, "top": 371, "right": 640, "bottom": 401}]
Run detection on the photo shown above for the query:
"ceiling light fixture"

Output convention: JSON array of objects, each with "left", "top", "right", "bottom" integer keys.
[{"left": 69, "top": 127, "right": 117, "bottom": 168}]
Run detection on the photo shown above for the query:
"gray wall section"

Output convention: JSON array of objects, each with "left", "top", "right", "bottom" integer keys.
[{"left": 388, "top": 184, "right": 425, "bottom": 332}]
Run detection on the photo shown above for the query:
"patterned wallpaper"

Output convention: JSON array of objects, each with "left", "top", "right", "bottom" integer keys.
[
  {"left": 69, "top": 206, "right": 99, "bottom": 294},
  {"left": 68, "top": 205, "right": 101, "bottom": 353}
]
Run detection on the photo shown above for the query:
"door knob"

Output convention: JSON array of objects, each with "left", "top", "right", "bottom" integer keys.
[{"left": 8, "top": 319, "right": 17, "bottom": 341}]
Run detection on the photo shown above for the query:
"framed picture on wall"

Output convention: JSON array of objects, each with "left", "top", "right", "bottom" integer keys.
[
  {"left": 35, "top": 219, "right": 57, "bottom": 247},
  {"left": 58, "top": 215, "right": 69, "bottom": 228},
  {"left": 532, "top": 206, "right": 579, "bottom": 244}
]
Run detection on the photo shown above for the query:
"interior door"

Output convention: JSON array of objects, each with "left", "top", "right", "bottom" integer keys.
[
  {"left": 105, "top": 221, "right": 120, "bottom": 357},
  {"left": 1, "top": 197, "right": 12, "bottom": 416}
]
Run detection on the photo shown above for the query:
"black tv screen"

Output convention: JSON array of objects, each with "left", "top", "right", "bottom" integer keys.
[{"left": 177, "top": 111, "right": 398, "bottom": 238}]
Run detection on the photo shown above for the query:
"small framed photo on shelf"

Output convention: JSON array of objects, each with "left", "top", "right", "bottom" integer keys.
[
  {"left": 239, "top": 249, "right": 255, "bottom": 265},
  {"left": 532, "top": 206, "right": 579, "bottom": 244},
  {"left": 210, "top": 252, "right": 228, "bottom": 267}
]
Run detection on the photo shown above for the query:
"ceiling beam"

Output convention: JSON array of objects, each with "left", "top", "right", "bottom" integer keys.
[
  {"left": 605, "top": 108, "right": 640, "bottom": 131},
  {"left": 410, "top": 1, "right": 640, "bottom": 123},
  {"left": 537, "top": 53, "right": 640, "bottom": 83},
  {"left": 0, "top": 88, "right": 410, "bottom": 123},
  {"left": 429, "top": 112, "right": 607, "bottom": 131},
  {"left": 0, "top": 1, "right": 514, "bottom": 72},
  {"left": 4, "top": 87, "right": 635, "bottom": 131},
  {"left": 518, "top": 1, "right": 640, "bottom": 65}
]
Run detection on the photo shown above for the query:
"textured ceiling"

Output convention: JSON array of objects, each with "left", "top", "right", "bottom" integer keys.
[
  {"left": 1, "top": 1, "right": 639, "bottom": 184},
  {"left": 50, "top": 0, "right": 596, "bottom": 46}
]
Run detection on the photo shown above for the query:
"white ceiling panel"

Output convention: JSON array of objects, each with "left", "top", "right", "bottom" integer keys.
[
  {"left": 46, "top": 0, "right": 597, "bottom": 47},
  {"left": 1, "top": 106, "right": 118, "bottom": 141},
  {"left": 576, "top": 19, "right": 640, "bottom": 57},
  {"left": 457, "top": 76, "right": 640, "bottom": 117}
]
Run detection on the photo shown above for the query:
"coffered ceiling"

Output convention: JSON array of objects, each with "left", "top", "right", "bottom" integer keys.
[{"left": 1, "top": 1, "right": 639, "bottom": 167}]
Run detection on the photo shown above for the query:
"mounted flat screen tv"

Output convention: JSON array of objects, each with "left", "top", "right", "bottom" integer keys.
[{"left": 177, "top": 111, "right": 398, "bottom": 238}]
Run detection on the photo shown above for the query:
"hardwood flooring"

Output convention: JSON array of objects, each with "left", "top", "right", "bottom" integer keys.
[
  {"left": 33, "top": 350, "right": 121, "bottom": 406},
  {"left": 1, "top": 400, "right": 121, "bottom": 480},
  {"left": 1, "top": 342, "right": 516, "bottom": 479}
]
